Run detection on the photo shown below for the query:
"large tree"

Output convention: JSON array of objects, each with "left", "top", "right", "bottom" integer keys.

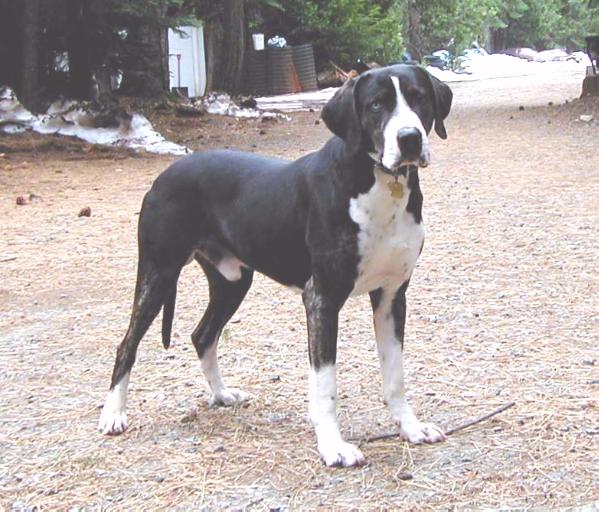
[
  {"left": 0, "top": 0, "right": 192, "bottom": 106},
  {"left": 18, "top": 0, "right": 41, "bottom": 111},
  {"left": 189, "top": 0, "right": 247, "bottom": 94},
  {"left": 111, "top": 0, "right": 177, "bottom": 97}
]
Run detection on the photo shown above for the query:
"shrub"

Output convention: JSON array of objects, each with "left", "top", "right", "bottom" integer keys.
[{"left": 252, "top": 0, "right": 405, "bottom": 68}]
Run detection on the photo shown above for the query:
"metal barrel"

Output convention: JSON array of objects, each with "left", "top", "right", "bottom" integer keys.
[
  {"left": 292, "top": 44, "right": 318, "bottom": 92},
  {"left": 245, "top": 49, "right": 268, "bottom": 95},
  {"left": 267, "top": 47, "right": 302, "bottom": 95}
]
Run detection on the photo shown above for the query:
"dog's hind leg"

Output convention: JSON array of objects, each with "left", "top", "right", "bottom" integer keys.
[
  {"left": 98, "top": 256, "right": 181, "bottom": 435},
  {"left": 192, "top": 258, "right": 253, "bottom": 407}
]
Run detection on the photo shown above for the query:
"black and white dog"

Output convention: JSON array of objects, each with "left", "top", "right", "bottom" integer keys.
[{"left": 98, "top": 64, "right": 452, "bottom": 467}]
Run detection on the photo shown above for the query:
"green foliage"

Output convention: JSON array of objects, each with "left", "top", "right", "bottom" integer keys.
[
  {"left": 113, "top": 0, "right": 598, "bottom": 72},
  {"left": 492, "top": 0, "right": 599, "bottom": 50},
  {"left": 111, "top": 0, "right": 199, "bottom": 28},
  {"left": 254, "top": 0, "right": 405, "bottom": 68},
  {"left": 407, "top": 0, "right": 598, "bottom": 56},
  {"left": 414, "top": 0, "right": 500, "bottom": 55}
]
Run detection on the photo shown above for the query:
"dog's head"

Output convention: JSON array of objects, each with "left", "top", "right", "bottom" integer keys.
[{"left": 321, "top": 65, "right": 452, "bottom": 172}]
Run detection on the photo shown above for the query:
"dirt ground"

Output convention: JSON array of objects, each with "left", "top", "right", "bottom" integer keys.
[{"left": 1, "top": 69, "right": 598, "bottom": 510}]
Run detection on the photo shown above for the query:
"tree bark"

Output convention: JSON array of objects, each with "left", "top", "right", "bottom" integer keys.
[
  {"left": 20, "top": 0, "right": 41, "bottom": 110},
  {"left": 67, "top": 0, "right": 91, "bottom": 99},
  {"left": 204, "top": 16, "right": 224, "bottom": 93},
  {"left": 119, "top": 5, "right": 169, "bottom": 97},
  {"left": 217, "top": 0, "right": 246, "bottom": 93},
  {"left": 0, "top": 0, "right": 19, "bottom": 89},
  {"left": 204, "top": 0, "right": 246, "bottom": 94},
  {"left": 406, "top": 1, "right": 423, "bottom": 61}
]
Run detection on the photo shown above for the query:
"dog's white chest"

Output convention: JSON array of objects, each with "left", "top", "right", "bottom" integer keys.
[{"left": 349, "top": 174, "right": 424, "bottom": 296}]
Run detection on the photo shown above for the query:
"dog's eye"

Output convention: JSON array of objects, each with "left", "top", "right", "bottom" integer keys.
[{"left": 370, "top": 102, "right": 382, "bottom": 113}]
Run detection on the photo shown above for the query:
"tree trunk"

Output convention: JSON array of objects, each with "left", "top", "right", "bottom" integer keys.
[
  {"left": 0, "top": 0, "right": 19, "bottom": 89},
  {"left": 20, "top": 0, "right": 41, "bottom": 110},
  {"left": 119, "top": 5, "right": 169, "bottom": 98},
  {"left": 204, "top": 16, "right": 224, "bottom": 93},
  {"left": 490, "top": 28, "right": 507, "bottom": 53},
  {"left": 67, "top": 0, "right": 92, "bottom": 99},
  {"left": 204, "top": 0, "right": 246, "bottom": 94},
  {"left": 406, "top": 1, "right": 423, "bottom": 61},
  {"left": 119, "top": 24, "right": 169, "bottom": 97},
  {"left": 217, "top": 0, "right": 246, "bottom": 93}
]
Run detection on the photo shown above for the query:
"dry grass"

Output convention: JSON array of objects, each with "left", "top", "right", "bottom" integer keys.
[{"left": 0, "top": 71, "right": 598, "bottom": 510}]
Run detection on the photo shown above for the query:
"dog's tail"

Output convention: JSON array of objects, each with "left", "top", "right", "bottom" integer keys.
[{"left": 161, "top": 285, "right": 177, "bottom": 349}]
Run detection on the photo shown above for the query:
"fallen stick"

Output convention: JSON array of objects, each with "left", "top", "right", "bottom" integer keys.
[
  {"left": 328, "top": 60, "right": 349, "bottom": 76},
  {"left": 445, "top": 402, "right": 515, "bottom": 436},
  {"left": 355, "top": 401, "right": 516, "bottom": 444},
  {"left": 0, "top": 256, "right": 17, "bottom": 263}
]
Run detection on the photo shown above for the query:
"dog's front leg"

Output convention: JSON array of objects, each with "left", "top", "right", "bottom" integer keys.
[
  {"left": 371, "top": 283, "right": 445, "bottom": 443},
  {"left": 303, "top": 277, "right": 365, "bottom": 467}
]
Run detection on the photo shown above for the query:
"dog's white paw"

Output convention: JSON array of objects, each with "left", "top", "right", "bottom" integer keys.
[
  {"left": 208, "top": 388, "right": 250, "bottom": 408},
  {"left": 318, "top": 440, "right": 366, "bottom": 467},
  {"left": 398, "top": 419, "right": 446, "bottom": 444},
  {"left": 98, "top": 407, "right": 128, "bottom": 435}
]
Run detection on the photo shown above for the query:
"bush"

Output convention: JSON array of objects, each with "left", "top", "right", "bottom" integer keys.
[
  {"left": 252, "top": 0, "right": 405, "bottom": 68},
  {"left": 413, "top": 0, "right": 500, "bottom": 56},
  {"left": 490, "top": 0, "right": 599, "bottom": 51},
  {"left": 251, "top": 0, "right": 599, "bottom": 71}
]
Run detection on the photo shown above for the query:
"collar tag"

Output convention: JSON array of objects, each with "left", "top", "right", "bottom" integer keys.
[{"left": 387, "top": 180, "right": 404, "bottom": 199}]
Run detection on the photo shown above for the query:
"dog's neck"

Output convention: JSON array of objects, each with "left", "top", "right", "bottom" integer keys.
[
  {"left": 346, "top": 148, "right": 377, "bottom": 195},
  {"left": 332, "top": 138, "right": 424, "bottom": 222}
]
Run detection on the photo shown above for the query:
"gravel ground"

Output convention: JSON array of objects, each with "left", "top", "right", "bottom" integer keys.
[{"left": 0, "top": 68, "right": 598, "bottom": 510}]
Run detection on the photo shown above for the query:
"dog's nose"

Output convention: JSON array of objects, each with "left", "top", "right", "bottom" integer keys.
[{"left": 397, "top": 127, "right": 422, "bottom": 161}]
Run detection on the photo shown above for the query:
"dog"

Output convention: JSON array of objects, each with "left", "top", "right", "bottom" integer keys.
[{"left": 98, "top": 64, "right": 453, "bottom": 467}]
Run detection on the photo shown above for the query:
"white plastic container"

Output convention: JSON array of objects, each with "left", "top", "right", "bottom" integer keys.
[
  {"left": 252, "top": 33, "right": 265, "bottom": 51},
  {"left": 168, "top": 25, "right": 206, "bottom": 97}
]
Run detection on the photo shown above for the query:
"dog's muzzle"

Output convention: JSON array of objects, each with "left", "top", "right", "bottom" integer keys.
[
  {"left": 375, "top": 128, "right": 429, "bottom": 178},
  {"left": 397, "top": 127, "right": 429, "bottom": 168},
  {"left": 397, "top": 127, "right": 422, "bottom": 161}
]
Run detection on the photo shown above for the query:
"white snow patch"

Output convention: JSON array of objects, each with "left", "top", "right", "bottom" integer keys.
[
  {"left": 0, "top": 87, "right": 189, "bottom": 155},
  {"left": 255, "top": 87, "right": 338, "bottom": 112},
  {"left": 200, "top": 92, "right": 290, "bottom": 120},
  {"left": 427, "top": 51, "right": 591, "bottom": 83},
  {"left": 252, "top": 53, "right": 591, "bottom": 112}
]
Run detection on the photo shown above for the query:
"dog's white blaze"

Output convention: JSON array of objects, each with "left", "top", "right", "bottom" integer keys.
[
  {"left": 98, "top": 372, "right": 130, "bottom": 435},
  {"left": 373, "top": 289, "right": 445, "bottom": 444},
  {"left": 309, "top": 365, "right": 364, "bottom": 466},
  {"left": 381, "top": 76, "right": 429, "bottom": 170},
  {"left": 349, "top": 170, "right": 424, "bottom": 297}
]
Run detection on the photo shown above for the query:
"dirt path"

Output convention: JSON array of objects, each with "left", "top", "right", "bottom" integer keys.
[{"left": 1, "top": 70, "right": 598, "bottom": 510}]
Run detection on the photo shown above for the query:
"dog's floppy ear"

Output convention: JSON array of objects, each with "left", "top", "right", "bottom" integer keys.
[
  {"left": 425, "top": 71, "right": 453, "bottom": 139},
  {"left": 321, "top": 77, "right": 360, "bottom": 141}
]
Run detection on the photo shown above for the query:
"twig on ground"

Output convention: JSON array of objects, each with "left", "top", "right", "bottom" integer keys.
[
  {"left": 328, "top": 60, "right": 349, "bottom": 76},
  {"left": 356, "top": 402, "right": 516, "bottom": 444},
  {"left": 445, "top": 402, "right": 515, "bottom": 435}
]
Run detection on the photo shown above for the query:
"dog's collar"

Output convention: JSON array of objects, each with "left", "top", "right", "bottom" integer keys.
[
  {"left": 368, "top": 152, "right": 418, "bottom": 179},
  {"left": 373, "top": 162, "right": 417, "bottom": 179},
  {"left": 372, "top": 163, "right": 418, "bottom": 200}
]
